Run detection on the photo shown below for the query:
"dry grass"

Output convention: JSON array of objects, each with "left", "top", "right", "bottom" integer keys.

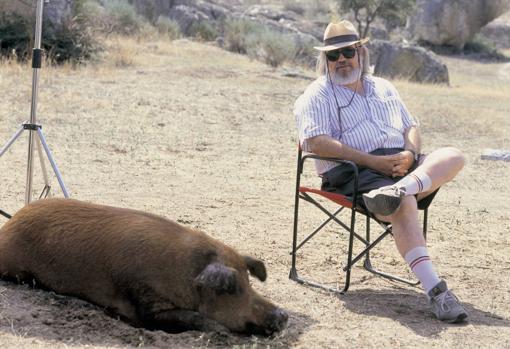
[{"left": 0, "top": 36, "right": 509, "bottom": 348}]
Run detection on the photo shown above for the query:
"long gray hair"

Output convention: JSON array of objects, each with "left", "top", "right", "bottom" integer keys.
[{"left": 316, "top": 45, "right": 372, "bottom": 78}]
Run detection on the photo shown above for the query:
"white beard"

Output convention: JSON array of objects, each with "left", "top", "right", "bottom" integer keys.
[{"left": 330, "top": 66, "right": 361, "bottom": 86}]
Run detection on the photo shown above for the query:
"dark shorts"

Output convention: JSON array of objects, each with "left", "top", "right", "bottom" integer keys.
[{"left": 321, "top": 148, "right": 438, "bottom": 210}]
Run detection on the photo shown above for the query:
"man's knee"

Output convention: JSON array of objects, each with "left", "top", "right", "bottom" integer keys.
[{"left": 443, "top": 146, "right": 465, "bottom": 171}]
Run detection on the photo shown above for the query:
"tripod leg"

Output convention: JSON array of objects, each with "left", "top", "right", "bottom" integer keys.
[
  {"left": 36, "top": 139, "right": 51, "bottom": 198},
  {"left": 0, "top": 127, "right": 25, "bottom": 157},
  {"left": 35, "top": 128, "right": 70, "bottom": 198}
]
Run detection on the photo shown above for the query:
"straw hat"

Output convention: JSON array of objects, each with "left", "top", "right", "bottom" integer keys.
[{"left": 314, "top": 20, "right": 369, "bottom": 51}]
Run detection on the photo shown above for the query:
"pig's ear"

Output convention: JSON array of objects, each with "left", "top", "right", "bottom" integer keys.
[
  {"left": 194, "top": 262, "right": 239, "bottom": 295},
  {"left": 243, "top": 256, "right": 267, "bottom": 282}
]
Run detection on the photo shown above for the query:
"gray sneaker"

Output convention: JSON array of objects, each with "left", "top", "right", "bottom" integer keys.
[
  {"left": 428, "top": 280, "right": 468, "bottom": 323},
  {"left": 362, "top": 186, "right": 405, "bottom": 216}
]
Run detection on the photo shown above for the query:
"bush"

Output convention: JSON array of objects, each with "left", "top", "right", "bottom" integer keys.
[
  {"left": 0, "top": 3, "right": 101, "bottom": 64},
  {"left": 186, "top": 21, "right": 219, "bottom": 41},
  {"left": 223, "top": 18, "right": 262, "bottom": 54},
  {"left": 0, "top": 14, "right": 32, "bottom": 60},
  {"left": 102, "top": 0, "right": 147, "bottom": 35},
  {"left": 155, "top": 16, "right": 181, "bottom": 40},
  {"left": 223, "top": 18, "right": 300, "bottom": 68},
  {"left": 246, "top": 28, "right": 298, "bottom": 68},
  {"left": 464, "top": 34, "right": 508, "bottom": 61},
  {"left": 44, "top": 16, "right": 100, "bottom": 64}
]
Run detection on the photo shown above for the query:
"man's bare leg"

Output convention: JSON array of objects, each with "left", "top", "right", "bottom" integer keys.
[{"left": 369, "top": 147, "right": 468, "bottom": 322}]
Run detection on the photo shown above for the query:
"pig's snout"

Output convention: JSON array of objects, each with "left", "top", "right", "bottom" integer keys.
[
  {"left": 245, "top": 307, "right": 288, "bottom": 335},
  {"left": 264, "top": 308, "right": 288, "bottom": 334}
]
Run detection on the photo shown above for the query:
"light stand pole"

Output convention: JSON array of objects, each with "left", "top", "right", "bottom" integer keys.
[{"left": 0, "top": 0, "right": 69, "bottom": 206}]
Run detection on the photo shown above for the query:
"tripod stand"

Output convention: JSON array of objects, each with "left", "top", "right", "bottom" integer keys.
[{"left": 0, "top": 0, "right": 69, "bottom": 207}]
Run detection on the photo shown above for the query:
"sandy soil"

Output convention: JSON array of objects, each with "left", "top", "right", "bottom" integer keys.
[{"left": 0, "top": 38, "right": 509, "bottom": 348}]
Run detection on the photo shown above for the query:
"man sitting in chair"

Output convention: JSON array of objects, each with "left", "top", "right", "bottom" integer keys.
[{"left": 294, "top": 20, "right": 468, "bottom": 323}]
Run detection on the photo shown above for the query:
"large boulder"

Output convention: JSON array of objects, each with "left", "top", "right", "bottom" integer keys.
[
  {"left": 44, "top": 0, "right": 72, "bottom": 29},
  {"left": 0, "top": 0, "right": 71, "bottom": 28},
  {"left": 409, "top": 0, "right": 510, "bottom": 49},
  {"left": 369, "top": 39, "right": 449, "bottom": 84},
  {"left": 480, "top": 10, "right": 510, "bottom": 48}
]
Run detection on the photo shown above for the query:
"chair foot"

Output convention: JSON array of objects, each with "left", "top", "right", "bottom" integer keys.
[
  {"left": 289, "top": 269, "right": 348, "bottom": 294},
  {"left": 363, "top": 259, "right": 420, "bottom": 286}
]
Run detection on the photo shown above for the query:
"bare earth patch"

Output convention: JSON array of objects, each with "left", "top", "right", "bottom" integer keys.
[{"left": 0, "top": 38, "right": 509, "bottom": 348}]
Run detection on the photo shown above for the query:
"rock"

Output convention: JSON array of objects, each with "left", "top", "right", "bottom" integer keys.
[
  {"left": 409, "top": 0, "right": 510, "bottom": 49},
  {"left": 481, "top": 149, "right": 510, "bottom": 161},
  {"left": 128, "top": 0, "right": 180, "bottom": 21},
  {"left": 0, "top": 0, "right": 72, "bottom": 29},
  {"left": 369, "top": 39, "right": 449, "bottom": 84},
  {"left": 480, "top": 11, "right": 510, "bottom": 48},
  {"left": 44, "top": 0, "right": 73, "bottom": 30},
  {"left": 168, "top": 5, "right": 211, "bottom": 34}
]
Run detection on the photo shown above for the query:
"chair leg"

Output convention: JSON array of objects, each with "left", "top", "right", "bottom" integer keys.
[
  {"left": 289, "top": 191, "right": 300, "bottom": 280},
  {"left": 362, "top": 215, "right": 420, "bottom": 286},
  {"left": 340, "top": 208, "right": 357, "bottom": 293}
]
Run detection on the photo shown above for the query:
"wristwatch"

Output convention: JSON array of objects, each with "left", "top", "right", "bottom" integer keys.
[{"left": 406, "top": 149, "right": 420, "bottom": 163}]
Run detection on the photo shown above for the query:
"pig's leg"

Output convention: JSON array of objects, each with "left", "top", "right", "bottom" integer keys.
[{"left": 144, "top": 309, "right": 229, "bottom": 333}]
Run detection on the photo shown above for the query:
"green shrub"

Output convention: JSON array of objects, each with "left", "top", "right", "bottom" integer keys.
[
  {"left": 0, "top": 14, "right": 32, "bottom": 60},
  {"left": 44, "top": 16, "right": 100, "bottom": 64},
  {"left": 187, "top": 20, "right": 219, "bottom": 41},
  {"left": 102, "top": 0, "right": 147, "bottom": 35},
  {"left": 0, "top": 3, "right": 101, "bottom": 64},
  {"left": 464, "top": 34, "right": 508, "bottom": 61},
  {"left": 246, "top": 28, "right": 298, "bottom": 68},
  {"left": 223, "top": 18, "right": 300, "bottom": 67},
  {"left": 155, "top": 16, "right": 181, "bottom": 40},
  {"left": 223, "top": 18, "right": 262, "bottom": 54}
]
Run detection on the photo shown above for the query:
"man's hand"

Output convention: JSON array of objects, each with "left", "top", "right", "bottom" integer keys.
[
  {"left": 372, "top": 151, "right": 414, "bottom": 177},
  {"left": 391, "top": 150, "right": 414, "bottom": 177}
]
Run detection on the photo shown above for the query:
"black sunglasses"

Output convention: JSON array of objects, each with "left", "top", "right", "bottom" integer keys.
[{"left": 325, "top": 47, "right": 357, "bottom": 61}]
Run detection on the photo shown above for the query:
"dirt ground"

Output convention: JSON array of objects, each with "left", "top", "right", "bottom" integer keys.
[{"left": 0, "top": 38, "right": 509, "bottom": 348}]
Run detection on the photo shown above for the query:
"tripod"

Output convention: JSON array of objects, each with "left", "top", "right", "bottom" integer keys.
[{"left": 0, "top": 0, "right": 69, "bottom": 207}]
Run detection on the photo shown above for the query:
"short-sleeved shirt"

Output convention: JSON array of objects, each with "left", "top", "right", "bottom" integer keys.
[{"left": 294, "top": 75, "right": 418, "bottom": 174}]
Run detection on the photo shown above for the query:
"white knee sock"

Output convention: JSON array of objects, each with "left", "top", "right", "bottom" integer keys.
[
  {"left": 395, "top": 170, "right": 432, "bottom": 196},
  {"left": 404, "top": 246, "right": 441, "bottom": 294}
]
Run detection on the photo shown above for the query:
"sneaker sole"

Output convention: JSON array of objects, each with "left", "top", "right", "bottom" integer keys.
[
  {"left": 444, "top": 312, "right": 468, "bottom": 324},
  {"left": 362, "top": 191, "right": 402, "bottom": 216}
]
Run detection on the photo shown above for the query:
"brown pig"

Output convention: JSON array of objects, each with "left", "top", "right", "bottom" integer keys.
[{"left": 0, "top": 198, "right": 288, "bottom": 335}]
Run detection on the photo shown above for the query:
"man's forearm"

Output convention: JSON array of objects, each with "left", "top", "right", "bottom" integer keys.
[{"left": 307, "top": 135, "right": 377, "bottom": 168}]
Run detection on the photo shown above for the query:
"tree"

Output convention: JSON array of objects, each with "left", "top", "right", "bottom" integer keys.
[{"left": 338, "top": 0, "right": 416, "bottom": 38}]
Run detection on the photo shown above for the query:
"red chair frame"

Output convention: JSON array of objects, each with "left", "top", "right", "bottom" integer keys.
[{"left": 290, "top": 147, "right": 428, "bottom": 293}]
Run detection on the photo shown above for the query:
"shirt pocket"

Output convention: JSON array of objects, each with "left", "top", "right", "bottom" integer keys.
[{"left": 369, "top": 97, "right": 405, "bottom": 132}]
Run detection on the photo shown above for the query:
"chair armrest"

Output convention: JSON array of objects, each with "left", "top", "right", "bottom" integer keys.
[
  {"left": 300, "top": 154, "right": 358, "bottom": 176},
  {"left": 298, "top": 153, "right": 361, "bottom": 207}
]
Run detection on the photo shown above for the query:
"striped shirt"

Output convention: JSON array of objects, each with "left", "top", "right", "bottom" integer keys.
[{"left": 294, "top": 75, "right": 418, "bottom": 174}]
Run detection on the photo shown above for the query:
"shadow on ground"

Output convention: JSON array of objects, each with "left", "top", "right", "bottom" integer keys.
[{"left": 339, "top": 287, "right": 510, "bottom": 337}]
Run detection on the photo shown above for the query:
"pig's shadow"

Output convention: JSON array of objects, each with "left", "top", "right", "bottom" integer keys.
[{"left": 0, "top": 281, "right": 312, "bottom": 348}]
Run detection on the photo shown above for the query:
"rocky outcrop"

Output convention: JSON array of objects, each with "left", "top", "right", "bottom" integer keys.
[
  {"left": 0, "top": 0, "right": 72, "bottom": 29},
  {"left": 369, "top": 40, "right": 449, "bottom": 84},
  {"left": 44, "top": 0, "right": 72, "bottom": 29},
  {"left": 409, "top": 0, "right": 510, "bottom": 49},
  {"left": 480, "top": 11, "right": 510, "bottom": 48}
]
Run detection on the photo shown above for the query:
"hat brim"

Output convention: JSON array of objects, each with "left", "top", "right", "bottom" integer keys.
[{"left": 314, "top": 37, "right": 369, "bottom": 51}]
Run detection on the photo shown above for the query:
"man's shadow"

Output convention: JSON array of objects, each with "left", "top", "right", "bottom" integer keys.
[{"left": 338, "top": 286, "right": 510, "bottom": 337}]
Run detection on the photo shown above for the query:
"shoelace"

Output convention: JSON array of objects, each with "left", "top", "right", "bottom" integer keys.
[
  {"left": 434, "top": 290, "right": 459, "bottom": 312},
  {"left": 383, "top": 186, "right": 406, "bottom": 197}
]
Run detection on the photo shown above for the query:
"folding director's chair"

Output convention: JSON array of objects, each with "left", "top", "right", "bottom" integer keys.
[{"left": 290, "top": 146, "right": 431, "bottom": 293}]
